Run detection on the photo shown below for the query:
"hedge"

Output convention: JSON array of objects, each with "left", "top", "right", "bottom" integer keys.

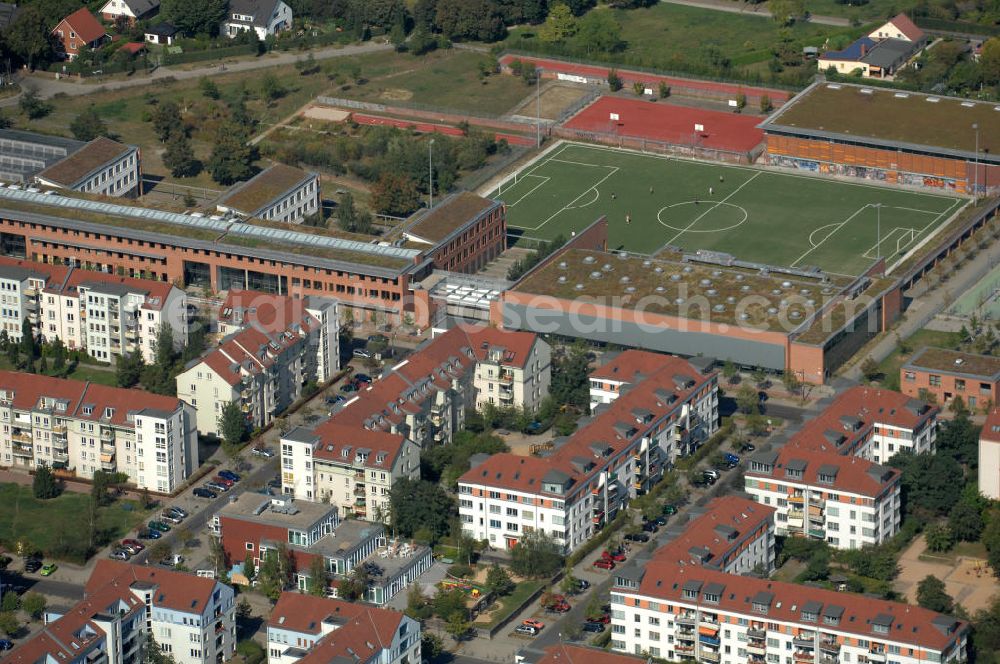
[{"left": 675, "top": 417, "right": 734, "bottom": 471}]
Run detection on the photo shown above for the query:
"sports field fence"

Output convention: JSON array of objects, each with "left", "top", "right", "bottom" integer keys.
[{"left": 550, "top": 126, "right": 762, "bottom": 165}]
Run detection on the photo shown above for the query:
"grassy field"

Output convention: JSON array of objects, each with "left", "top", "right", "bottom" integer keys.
[
  {"left": 0, "top": 355, "right": 118, "bottom": 386},
  {"left": 796, "top": 0, "right": 921, "bottom": 20},
  {"left": 507, "top": 4, "right": 860, "bottom": 76},
  {"left": 493, "top": 142, "right": 963, "bottom": 277},
  {"left": 0, "top": 483, "right": 149, "bottom": 562}
]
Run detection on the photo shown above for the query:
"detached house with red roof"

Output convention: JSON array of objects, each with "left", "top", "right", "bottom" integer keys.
[
  {"left": 817, "top": 12, "right": 926, "bottom": 79},
  {"left": 266, "top": 593, "right": 420, "bottom": 664},
  {"left": 609, "top": 560, "right": 968, "bottom": 663},
  {"left": 458, "top": 350, "right": 718, "bottom": 552},
  {"left": 0, "top": 372, "right": 197, "bottom": 492},
  {"left": 176, "top": 291, "right": 338, "bottom": 436},
  {"left": 52, "top": 8, "right": 108, "bottom": 61}
]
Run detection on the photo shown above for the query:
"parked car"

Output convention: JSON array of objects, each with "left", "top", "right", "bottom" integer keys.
[
  {"left": 642, "top": 521, "right": 659, "bottom": 533},
  {"left": 161, "top": 512, "right": 183, "bottom": 525},
  {"left": 193, "top": 487, "right": 217, "bottom": 499},
  {"left": 160, "top": 554, "right": 184, "bottom": 567},
  {"left": 576, "top": 579, "right": 591, "bottom": 592},
  {"left": 251, "top": 447, "right": 275, "bottom": 458},
  {"left": 522, "top": 619, "right": 545, "bottom": 630},
  {"left": 655, "top": 516, "right": 668, "bottom": 526},
  {"left": 137, "top": 528, "right": 161, "bottom": 540},
  {"left": 703, "top": 468, "right": 720, "bottom": 480},
  {"left": 40, "top": 563, "right": 57, "bottom": 576},
  {"left": 662, "top": 504, "right": 678, "bottom": 515},
  {"left": 121, "top": 539, "right": 144, "bottom": 554},
  {"left": 354, "top": 373, "right": 372, "bottom": 384},
  {"left": 602, "top": 550, "right": 626, "bottom": 563},
  {"left": 0, "top": 639, "right": 13, "bottom": 650},
  {"left": 352, "top": 349, "right": 371, "bottom": 359},
  {"left": 218, "top": 470, "right": 240, "bottom": 483},
  {"left": 593, "top": 558, "right": 615, "bottom": 570},
  {"left": 109, "top": 548, "right": 130, "bottom": 561},
  {"left": 164, "top": 507, "right": 186, "bottom": 520},
  {"left": 24, "top": 558, "right": 42, "bottom": 573},
  {"left": 740, "top": 442, "right": 756, "bottom": 453},
  {"left": 582, "top": 622, "right": 606, "bottom": 633},
  {"left": 205, "top": 481, "right": 229, "bottom": 493},
  {"left": 148, "top": 520, "right": 171, "bottom": 533},
  {"left": 212, "top": 476, "right": 235, "bottom": 488},
  {"left": 325, "top": 395, "right": 346, "bottom": 406},
  {"left": 340, "top": 382, "right": 357, "bottom": 393},
  {"left": 514, "top": 625, "right": 538, "bottom": 636},
  {"left": 625, "top": 532, "right": 650, "bottom": 543},
  {"left": 267, "top": 477, "right": 282, "bottom": 489}
]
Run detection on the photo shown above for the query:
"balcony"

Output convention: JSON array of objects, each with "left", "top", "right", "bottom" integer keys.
[
  {"left": 698, "top": 615, "right": 719, "bottom": 627},
  {"left": 12, "top": 443, "right": 32, "bottom": 457},
  {"left": 746, "top": 642, "right": 766, "bottom": 656},
  {"left": 100, "top": 429, "right": 114, "bottom": 442},
  {"left": 819, "top": 639, "right": 840, "bottom": 654},
  {"left": 592, "top": 511, "right": 605, "bottom": 525},
  {"left": 11, "top": 431, "right": 32, "bottom": 444},
  {"left": 101, "top": 453, "right": 116, "bottom": 471},
  {"left": 807, "top": 527, "right": 826, "bottom": 539},
  {"left": 353, "top": 486, "right": 366, "bottom": 497},
  {"left": 747, "top": 628, "right": 766, "bottom": 639},
  {"left": 793, "top": 634, "right": 816, "bottom": 648},
  {"left": 700, "top": 650, "right": 720, "bottom": 663},
  {"left": 794, "top": 651, "right": 815, "bottom": 664},
  {"left": 788, "top": 494, "right": 805, "bottom": 504},
  {"left": 819, "top": 656, "right": 838, "bottom": 664},
  {"left": 676, "top": 614, "right": 697, "bottom": 626},
  {"left": 867, "top": 649, "right": 887, "bottom": 663},
  {"left": 53, "top": 451, "right": 69, "bottom": 463},
  {"left": 675, "top": 644, "right": 695, "bottom": 654},
  {"left": 354, "top": 497, "right": 366, "bottom": 507},
  {"left": 499, "top": 372, "right": 514, "bottom": 385},
  {"left": 52, "top": 424, "right": 67, "bottom": 434}
]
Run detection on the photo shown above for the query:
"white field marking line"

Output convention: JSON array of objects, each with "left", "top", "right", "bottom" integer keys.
[
  {"left": 525, "top": 166, "right": 621, "bottom": 232},
  {"left": 568, "top": 187, "right": 600, "bottom": 209},
  {"left": 547, "top": 158, "right": 620, "bottom": 168},
  {"left": 862, "top": 227, "right": 918, "bottom": 260},
  {"left": 790, "top": 205, "right": 874, "bottom": 268},
  {"left": 485, "top": 141, "right": 570, "bottom": 198},
  {"left": 808, "top": 222, "right": 843, "bottom": 248},
  {"left": 887, "top": 197, "right": 966, "bottom": 276},
  {"left": 663, "top": 171, "right": 761, "bottom": 247},
  {"left": 560, "top": 141, "right": 963, "bottom": 203},
  {"left": 504, "top": 175, "right": 551, "bottom": 208}
]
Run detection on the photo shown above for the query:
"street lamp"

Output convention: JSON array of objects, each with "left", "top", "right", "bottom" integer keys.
[
  {"left": 973, "top": 123, "right": 980, "bottom": 206},
  {"left": 428, "top": 138, "right": 435, "bottom": 209},
  {"left": 536, "top": 67, "right": 543, "bottom": 148},
  {"left": 868, "top": 203, "right": 883, "bottom": 262}
]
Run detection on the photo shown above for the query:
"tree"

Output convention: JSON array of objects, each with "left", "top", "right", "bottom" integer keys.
[
  {"left": 421, "top": 633, "right": 444, "bottom": 661},
  {"left": 218, "top": 401, "right": 248, "bottom": 454},
  {"left": 539, "top": 3, "right": 577, "bottom": 42},
  {"left": 151, "top": 101, "right": 184, "bottom": 143},
  {"left": 18, "top": 87, "right": 51, "bottom": 120},
  {"left": 115, "top": 351, "right": 144, "bottom": 388},
  {"left": 20, "top": 592, "right": 46, "bottom": 620},
  {"left": 389, "top": 20, "right": 408, "bottom": 50},
  {"left": 607, "top": 69, "right": 623, "bottom": 91},
  {"left": 924, "top": 523, "right": 954, "bottom": 553},
  {"left": 1, "top": 591, "right": 18, "bottom": 612},
  {"left": 485, "top": 563, "right": 515, "bottom": 596},
  {"left": 0, "top": 611, "right": 19, "bottom": 637},
  {"left": 435, "top": 0, "right": 506, "bottom": 41},
  {"left": 405, "top": 583, "right": 433, "bottom": 621},
  {"left": 736, "top": 384, "right": 758, "bottom": 414},
  {"left": 207, "top": 124, "right": 256, "bottom": 186},
  {"left": 782, "top": 369, "right": 801, "bottom": 396},
  {"left": 860, "top": 356, "right": 880, "bottom": 382},
  {"left": 256, "top": 550, "right": 283, "bottom": 601},
  {"left": 760, "top": 95, "right": 773, "bottom": 113},
  {"left": 70, "top": 107, "right": 109, "bottom": 142},
  {"left": 432, "top": 588, "right": 467, "bottom": 620},
  {"left": 307, "top": 556, "right": 328, "bottom": 596},
  {"left": 161, "top": 0, "right": 228, "bottom": 36},
  {"left": 915, "top": 575, "right": 953, "bottom": 613},
  {"left": 574, "top": 10, "right": 623, "bottom": 52},
  {"left": 336, "top": 191, "right": 373, "bottom": 233},
  {"left": 981, "top": 37, "right": 1000, "bottom": 86},
  {"left": 509, "top": 530, "right": 563, "bottom": 578},
  {"left": 199, "top": 77, "right": 220, "bottom": 99},
  {"left": 722, "top": 360, "right": 738, "bottom": 384},
  {"left": 369, "top": 172, "right": 422, "bottom": 217},
  {"left": 32, "top": 463, "right": 60, "bottom": 499},
  {"left": 19, "top": 318, "right": 37, "bottom": 363},
  {"left": 889, "top": 451, "right": 964, "bottom": 516},
  {"left": 259, "top": 73, "right": 286, "bottom": 103},
  {"left": 6, "top": 7, "right": 55, "bottom": 70},
  {"left": 338, "top": 565, "right": 369, "bottom": 601},
  {"left": 162, "top": 133, "right": 201, "bottom": 178},
  {"left": 949, "top": 496, "right": 984, "bottom": 542},
  {"left": 658, "top": 81, "right": 671, "bottom": 99},
  {"left": 389, "top": 478, "right": 456, "bottom": 541},
  {"left": 445, "top": 611, "right": 470, "bottom": 641}
]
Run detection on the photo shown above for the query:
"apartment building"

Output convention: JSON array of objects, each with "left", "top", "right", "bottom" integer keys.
[
  {"left": 0, "top": 372, "right": 197, "bottom": 493},
  {"left": 516, "top": 644, "right": 649, "bottom": 664},
  {"left": 216, "top": 164, "right": 320, "bottom": 224},
  {"left": 785, "top": 386, "right": 938, "bottom": 464},
  {"left": 654, "top": 496, "right": 776, "bottom": 575},
  {"left": 610, "top": 561, "right": 967, "bottom": 664},
  {"left": 471, "top": 326, "right": 550, "bottom": 413},
  {"left": 267, "top": 593, "right": 420, "bottom": 664},
  {"left": 458, "top": 351, "right": 718, "bottom": 553},
  {"left": 280, "top": 424, "right": 420, "bottom": 520},
  {"left": 980, "top": 408, "right": 1000, "bottom": 500},
  {"left": 8, "top": 561, "right": 236, "bottom": 664},
  {"left": 214, "top": 494, "right": 432, "bottom": 605},
  {"left": 901, "top": 346, "right": 1000, "bottom": 411},
  {"left": 745, "top": 446, "right": 901, "bottom": 549},
  {"left": 0, "top": 257, "right": 188, "bottom": 363},
  {"left": 177, "top": 293, "right": 336, "bottom": 436}
]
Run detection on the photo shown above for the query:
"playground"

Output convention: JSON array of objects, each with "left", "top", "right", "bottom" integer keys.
[{"left": 894, "top": 535, "right": 999, "bottom": 612}]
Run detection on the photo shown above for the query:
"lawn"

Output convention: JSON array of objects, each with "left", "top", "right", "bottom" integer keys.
[
  {"left": 482, "top": 579, "right": 545, "bottom": 628},
  {"left": 795, "top": 0, "right": 921, "bottom": 21},
  {"left": 492, "top": 142, "right": 963, "bottom": 277},
  {"left": 875, "top": 328, "right": 962, "bottom": 390},
  {"left": 0, "top": 354, "right": 118, "bottom": 386},
  {"left": 0, "top": 483, "right": 149, "bottom": 562},
  {"left": 507, "top": 4, "right": 861, "bottom": 81}
]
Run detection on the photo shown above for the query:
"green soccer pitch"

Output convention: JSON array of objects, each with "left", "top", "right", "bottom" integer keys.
[{"left": 490, "top": 142, "right": 965, "bottom": 278}]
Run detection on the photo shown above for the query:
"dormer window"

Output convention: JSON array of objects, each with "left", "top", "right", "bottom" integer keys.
[
  {"left": 872, "top": 623, "right": 889, "bottom": 635},
  {"left": 704, "top": 592, "right": 720, "bottom": 604},
  {"left": 823, "top": 615, "right": 840, "bottom": 626},
  {"left": 752, "top": 602, "right": 769, "bottom": 614},
  {"left": 682, "top": 588, "right": 698, "bottom": 600}
]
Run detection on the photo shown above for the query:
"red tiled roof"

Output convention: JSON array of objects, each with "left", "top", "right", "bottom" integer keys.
[
  {"left": 983, "top": 409, "right": 1000, "bottom": 442},
  {"left": 85, "top": 560, "right": 220, "bottom": 613},
  {"left": 884, "top": 12, "right": 924, "bottom": 41},
  {"left": 464, "top": 325, "right": 538, "bottom": 369},
  {"left": 55, "top": 7, "right": 107, "bottom": 44},
  {"left": 532, "top": 644, "right": 650, "bottom": 664},
  {"left": 196, "top": 310, "right": 314, "bottom": 386},
  {"left": 590, "top": 350, "right": 681, "bottom": 382},
  {"left": 218, "top": 289, "right": 318, "bottom": 335},
  {"left": 653, "top": 496, "right": 774, "bottom": 568},
  {"left": 269, "top": 593, "right": 366, "bottom": 633},
  {"left": 628, "top": 562, "right": 966, "bottom": 652},
  {"left": 0, "top": 371, "right": 180, "bottom": 426},
  {"left": 461, "top": 352, "right": 713, "bottom": 498},
  {"left": 309, "top": 422, "right": 409, "bottom": 469},
  {"left": 119, "top": 42, "right": 145, "bottom": 54},
  {"left": 747, "top": 445, "right": 899, "bottom": 497}
]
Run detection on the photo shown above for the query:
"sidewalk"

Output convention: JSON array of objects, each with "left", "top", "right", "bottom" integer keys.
[{"left": 2, "top": 41, "right": 394, "bottom": 105}]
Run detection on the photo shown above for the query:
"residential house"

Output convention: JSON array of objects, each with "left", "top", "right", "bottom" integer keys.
[
  {"left": 216, "top": 164, "right": 320, "bottom": 224},
  {"left": 144, "top": 22, "right": 178, "bottom": 45},
  {"left": 266, "top": 593, "right": 420, "bottom": 664},
  {"left": 901, "top": 346, "right": 1000, "bottom": 410},
  {"left": 0, "top": 372, "right": 198, "bottom": 493},
  {"left": 214, "top": 494, "right": 432, "bottom": 605},
  {"left": 99, "top": 0, "right": 159, "bottom": 25},
  {"left": 221, "top": 0, "right": 292, "bottom": 40},
  {"left": 51, "top": 8, "right": 108, "bottom": 61},
  {"left": 817, "top": 13, "right": 925, "bottom": 78},
  {"left": 609, "top": 561, "right": 967, "bottom": 663},
  {"left": 459, "top": 351, "right": 718, "bottom": 553}
]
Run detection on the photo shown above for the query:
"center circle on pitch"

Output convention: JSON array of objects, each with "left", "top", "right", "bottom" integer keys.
[{"left": 657, "top": 201, "right": 749, "bottom": 233}]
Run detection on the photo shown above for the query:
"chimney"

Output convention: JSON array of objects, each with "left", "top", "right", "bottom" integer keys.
[{"left": 860, "top": 44, "right": 867, "bottom": 56}]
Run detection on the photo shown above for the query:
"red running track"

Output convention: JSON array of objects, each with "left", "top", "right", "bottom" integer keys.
[
  {"left": 563, "top": 96, "right": 764, "bottom": 153},
  {"left": 351, "top": 113, "right": 536, "bottom": 146},
  {"left": 499, "top": 54, "right": 791, "bottom": 104}
]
